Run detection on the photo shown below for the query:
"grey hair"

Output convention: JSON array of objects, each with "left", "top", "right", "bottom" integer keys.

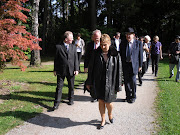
[
  {"left": 63, "top": 31, "right": 73, "bottom": 40},
  {"left": 144, "top": 35, "right": 151, "bottom": 42},
  {"left": 92, "top": 29, "right": 101, "bottom": 36}
]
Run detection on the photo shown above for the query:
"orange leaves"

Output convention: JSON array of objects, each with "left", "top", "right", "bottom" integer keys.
[{"left": 0, "top": 0, "right": 41, "bottom": 71}]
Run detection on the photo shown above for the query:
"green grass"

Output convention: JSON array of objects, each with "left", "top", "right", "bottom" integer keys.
[
  {"left": 156, "top": 57, "right": 180, "bottom": 134},
  {"left": 0, "top": 63, "right": 87, "bottom": 135}
]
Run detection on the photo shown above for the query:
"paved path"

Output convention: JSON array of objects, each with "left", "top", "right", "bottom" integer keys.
[{"left": 6, "top": 66, "right": 157, "bottom": 135}]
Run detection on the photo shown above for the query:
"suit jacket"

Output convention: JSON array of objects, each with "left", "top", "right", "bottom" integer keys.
[
  {"left": 54, "top": 43, "right": 79, "bottom": 76},
  {"left": 111, "top": 38, "right": 121, "bottom": 51},
  {"left": 120, "top": 39, "right": 143, "bottom": 75},
  {"left": 84, "top": 41, "right": 96, "bottom": 68}
]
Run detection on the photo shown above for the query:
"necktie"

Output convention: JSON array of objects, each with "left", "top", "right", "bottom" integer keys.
[
  {"left": 126, "top": 42, "right": 131, "bottom": 62},
  {"left": 66, "top": 44, "right": 69, "bottom": 51}
]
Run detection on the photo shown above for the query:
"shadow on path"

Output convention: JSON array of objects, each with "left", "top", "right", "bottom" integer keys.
[{"left": 0, "top": 111, "right": 99, "bottom": 129}]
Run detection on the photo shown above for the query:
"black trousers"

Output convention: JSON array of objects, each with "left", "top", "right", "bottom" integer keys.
[
  {"left": 138, "top": 61, "right": 147, "bottom": 84},
  {"left": 151, "top": 54, "right": 160, "bottom": 75},
  {"left": 54, "top": 74, "right": 75, "bottom": 105},
  {"left": 123, "top": 63, "right": 137, "bottom": 99},
  {"left": 77, "top": 52, "right": 82, "bottom": 71}
]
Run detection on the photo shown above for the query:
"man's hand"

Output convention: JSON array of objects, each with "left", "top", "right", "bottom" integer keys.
[
  {"left": 53, "top": 71, "right": 57, "bottom": 76},
  {"left": 139, "top": 67, "right": 142, "bottom": 72},
  {"left": 74, "top": 71, "right": 79, "bottom": 76},
  {"left": 160, "top": 56, "right": 163, "bottom": 60},
  {"left": 84, "top": 68, "right": 88, "bottom": 73},
  {"left": 86, "top": 85, "right": 91, "bottom": 91}
]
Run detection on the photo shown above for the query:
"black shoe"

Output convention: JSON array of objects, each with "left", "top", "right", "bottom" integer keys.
[
  {"left": 169, "top": 74, "right": 174, "bottom": 78},
  {"left": 139, "top": 82, "right": 142, "bottom": 86},
  {"left": 68, "top": 101, "right": 74, "bottom": 105},
  {"left": 97, "top": 125, "right": 104, "bottom": 130},
  {"left": 52, "top": 105, "right": 59, "bottom": 111},
  {"left": 128, "top": 98, "right": 136, "bottom": 104},
  {"left": 109, "top": 118, "right": 114, "bottom": 123},
  {"left": 97, "top": 122, "right": 105, "bottom": 130},
  {"left": 91, "top": 99, "right": 97, "bottom": 102}
]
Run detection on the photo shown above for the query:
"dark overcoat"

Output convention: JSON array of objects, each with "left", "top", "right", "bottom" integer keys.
[{"left": 86, "top": 46, "right": 122, "bottom": 102}]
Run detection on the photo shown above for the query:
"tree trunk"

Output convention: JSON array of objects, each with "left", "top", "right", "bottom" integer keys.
[
  {"left": 107, "top": 0, "right": 112, "bottom": 27},
  {"left": 62, "top": 0, "right": 65, "bottom": 23},
  {"left": 42, "top": 0, "right": 48, "bottom": 55},
  {"left": 89, "top": 0, "right": 96, "bottom": 30},
  {"left": 30, "top": 0, "right": 41, "bottom": 66}
]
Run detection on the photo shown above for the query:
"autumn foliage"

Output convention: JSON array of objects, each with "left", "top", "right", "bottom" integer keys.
[{"left": 0, "top": 0, "right": 41, "bottom": 71}]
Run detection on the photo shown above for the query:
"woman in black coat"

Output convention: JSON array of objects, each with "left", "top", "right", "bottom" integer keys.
[{"left": 86, "top": 34, "right": 122, "bottom": 129}]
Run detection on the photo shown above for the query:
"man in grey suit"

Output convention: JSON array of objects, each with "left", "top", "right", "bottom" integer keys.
[
  {"left": 53, "top": 31, "right": 79, "bottom": 110},
  {"left": 120, "top": 28, "right": 143, "bottom": 103}
]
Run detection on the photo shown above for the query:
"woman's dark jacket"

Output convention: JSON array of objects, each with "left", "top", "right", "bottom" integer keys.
[{"left": 86, "top": 46, "right": 122, "bottom": 102}]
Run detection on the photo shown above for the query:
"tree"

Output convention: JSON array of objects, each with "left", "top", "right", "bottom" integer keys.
[
  {"left": 0, "top": 0, "right": 41, "bottom": 71},
  {"left": 30, "top": 0, "right": 41, "bottom": 66}
]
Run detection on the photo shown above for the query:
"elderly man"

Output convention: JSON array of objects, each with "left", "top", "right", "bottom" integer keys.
[
  {"left": 84, "top": 29, "right": 101, "bottom": 73},
  {"left": 53, "top": 31, "right": 79, "bottom": 110},
  {"left": 120, "top": 27, "right": 143, "bottom": 103}
]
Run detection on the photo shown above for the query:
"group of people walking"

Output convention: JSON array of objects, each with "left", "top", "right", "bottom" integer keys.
[{"left": 52, "top": 29, "right": 180, "bottom": 129}]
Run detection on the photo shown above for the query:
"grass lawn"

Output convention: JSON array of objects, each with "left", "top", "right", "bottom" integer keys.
[
  {"left": 0, "top": 63, "right": 87, "bottom": 135},
  {"left": 156, "top": 57, "right": 180, "bottom": 134}
]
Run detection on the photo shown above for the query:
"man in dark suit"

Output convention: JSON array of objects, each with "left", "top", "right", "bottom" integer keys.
[
  {"left": 111, "top": 32, "right": 121, "bottom": 52},
  {"left": 84, "top": 29, "right": 101, "bottom": 73},
  {"left": 53, "top": 31, "right": 79, "bottom": 110},
  {"left": 120, "top": 28, "right": 143, "bottom": 103}
]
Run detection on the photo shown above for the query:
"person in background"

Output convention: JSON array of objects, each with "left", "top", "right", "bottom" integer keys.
[
  {"left": 111, "top": 32, "right": 121, "bottom": 53},
  {"left": 53, "top": 31, "right": 79, "bottom": 111},
  {"left": 144, "top": 35, "right": 151, "bottom": 71},
  {"left": 74, "top": 33, "right": 85, "bottom": 72},
  {"left": 86, "top": 34, "right": 122, "bottom": 129},
  {"left": 138, "top": 36, "right": 149, "bottom": 86},
  {"left": 84, "top": 29, "right": 101, "bottom": 73},
  {"left": 168, "top": 35, "right": 180, "bottom": 82},
  {"left": 120, "top": 27, "right": 143, "bottom": 103},
  {"left": 149, "top": 35, "right": 163, "bottom": 77}
]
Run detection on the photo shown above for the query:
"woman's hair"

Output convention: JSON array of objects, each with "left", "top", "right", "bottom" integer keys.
[
  {"left": 100, "top": 34, "right": 111, "bottom": 44},
  {"left": 144, "top": 35, "right": 151, "bottom": 42},
  {"left": 153, "top": 35, "right": 159, "bottom": 41}
]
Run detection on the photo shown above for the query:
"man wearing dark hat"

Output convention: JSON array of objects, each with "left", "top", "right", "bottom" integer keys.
[
  {"left": 168, "top": 35, "right": 180, "bottom": 82},
  {"left": 120, "top": 27, "right": 143, "bottom": 103}
]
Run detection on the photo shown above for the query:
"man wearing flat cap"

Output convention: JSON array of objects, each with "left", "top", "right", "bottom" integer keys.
[
  {"left": 120, "top": 27, "right": 143, "bottom": 103},
  {"left": 168, "top": 35, "right": 180, "bottom": 82}
]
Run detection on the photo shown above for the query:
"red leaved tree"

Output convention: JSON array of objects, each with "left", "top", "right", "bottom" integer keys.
[{"left": 0, "top": 0, "right": 41, "bottom": 71}]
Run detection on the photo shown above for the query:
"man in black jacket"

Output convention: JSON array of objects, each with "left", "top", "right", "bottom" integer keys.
[
  {"left": 84, "top": 29, "right": 101, "bottom": 73},
  {"left": 53, "top": 31, "right": 79, "bottom": 110},
  {"left": 168, "top": 35, "right": 180, "bottom": 82}
]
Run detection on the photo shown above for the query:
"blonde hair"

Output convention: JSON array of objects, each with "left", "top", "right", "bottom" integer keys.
[
  {"left": 100, "top": 34, "right": 111, "bottom": 44},
  {"left": 153, "top": 35, "right": 159, "bottom": 41}
]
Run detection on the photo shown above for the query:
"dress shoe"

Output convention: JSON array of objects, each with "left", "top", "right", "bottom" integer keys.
[
  {"left": 91, "top": 99, "right": 97, "bottom": 102},
  {"left": 127, "top": 98, "right": 136, "bottom": 104},
  {"left": 68, "top": 101, "right": 74, "bottom": 105},
  {"left": 97, "top": 125, "right": 104, "bottom": 130},
  {"left": 169, "top": 74, "right": 174, "bottom": 78},
  {"left": 109, "top": 118, "right": 114, "bottom": 123},
  {"left": 97, "top": 123, "right": 105, "bottom": 130},
  {"left": 52, "top": 105, "right": 59, "bottom": 111}
]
